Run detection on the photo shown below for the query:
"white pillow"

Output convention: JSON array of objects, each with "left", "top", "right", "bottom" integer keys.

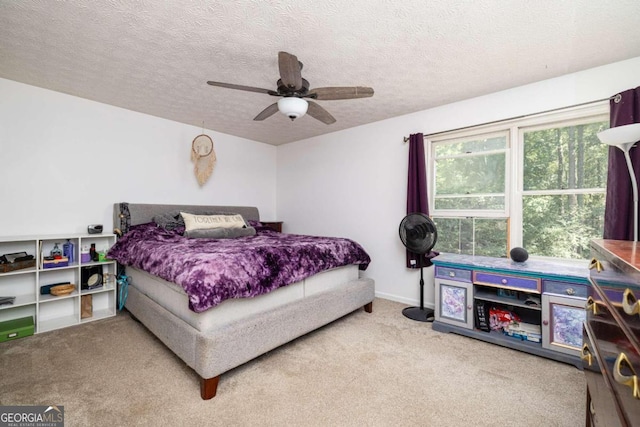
[{"left": 180, "top": 212, "right": 247, "bottom": 231}]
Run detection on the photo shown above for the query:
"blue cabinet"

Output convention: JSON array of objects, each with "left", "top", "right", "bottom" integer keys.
[{"left": 433, "top": 253, "right": 589, "bottom": 367}]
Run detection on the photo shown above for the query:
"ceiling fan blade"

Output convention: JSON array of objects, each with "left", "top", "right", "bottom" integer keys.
[
  {"left": 253, "top": 103, "right": 280, "bottom": 121},
  {"left": 307, "top": 101, "right": 336, "bottom": 125},
  {"left": 278, "top": 52, "right": 302, "bottom": 91},
  {"left": 207, "top": 81, "right": 273, "bottom": 95},
  {"left": 308, "top": 86, "right": 374, "bottom": 100}
]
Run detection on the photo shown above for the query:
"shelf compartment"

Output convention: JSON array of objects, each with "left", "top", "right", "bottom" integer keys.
[
  {"left": 0, "top": 266, "right": 37, "bottom": 277},
  {"left": 0, "top": 294, "right": 37, "bottom": 309},
  {"left": 474, "top": 288, "right": 542, "bottom": 311},
  {"left": 38, "top": 263, "right": 78, "bottom": 272},
  {"left": 0, "top": 304, "right": 36, "bottom": 323},
  {"left": 432, "top": 321, "right": 581, "bottom": 367},
  {"left": 0, "top": 273, "right": 36, "bottom": 309},
  {"left": 39, "top": 290, "right": 79, "bottom": 303},
  {"left": 80, "top": 283, "right": 115, "bottom": 296},
  {"left": 38, "top": 314, "right": 78, "bottom": 333},
  {"left": 38, "top": 297, "right": 79, "bottom": 332},
  {"left": 79, "top": 291, "right": 115, "bottom": 323},
  {"left": 80, "top": 308, "right": 115, "bottom": 324}
]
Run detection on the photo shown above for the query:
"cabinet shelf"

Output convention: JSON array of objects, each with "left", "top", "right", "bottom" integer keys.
[
  {"left": 0, "top": 232, "right": 117, "bottom": 337},
  {"left": 80, "top": 284, "right": 115, "bottom": 296},
  {"left": 0, "top": 294, "right": 37, "bottom": 309},
  {"left": 432, "top": 321, "right": 580, "bottom": 366},
  {"left": 80, "top": 308, "right": 113, "bottom": 324},
  {"left": 39, "top": 291, "right": 79, "bottom": 303},
  {"left": 474, "top": 289, "right": 542, "bottom": 311},
  {"left": 79, "top": 260, "right": 115, "bottom": 268},
  {"left": 39, "top": 314, "right": 78, "bottom": 333},
  {"left": 39, "top": 263, "right": 78, "bottom": 272},
  {"left": 0, "top": 267, "right": 37, "bottom": 277}
]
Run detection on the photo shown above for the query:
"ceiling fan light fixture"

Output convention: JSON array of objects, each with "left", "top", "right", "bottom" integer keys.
[{"left": 278, "top": 97, "right": 308, "bottom": 121}]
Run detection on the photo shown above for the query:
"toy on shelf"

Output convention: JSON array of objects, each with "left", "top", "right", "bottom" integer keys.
[{"left": 489, "top": 306, "right": 520, "bottom": 331}]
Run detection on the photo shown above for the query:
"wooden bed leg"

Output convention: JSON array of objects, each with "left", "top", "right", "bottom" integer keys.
[
  {"left": 364, "top": 302, "right": 373, "bottom": 313},
  {"left": 200, "top": 376, "right": 220, "bottom": 400}
]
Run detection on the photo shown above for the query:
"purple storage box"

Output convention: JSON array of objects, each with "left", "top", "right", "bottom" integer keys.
[{"left": 42, "top": 258, "right": 69, "bottom": 269}]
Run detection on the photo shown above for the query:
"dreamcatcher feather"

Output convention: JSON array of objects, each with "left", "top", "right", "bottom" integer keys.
[{"left": 191, "top": 134, "right": 216, "bottom": 186}]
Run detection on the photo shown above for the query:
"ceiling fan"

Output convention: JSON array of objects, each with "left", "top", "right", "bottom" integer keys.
[{"left": 207, "top": 51, "right": 374, "bottom": 124}]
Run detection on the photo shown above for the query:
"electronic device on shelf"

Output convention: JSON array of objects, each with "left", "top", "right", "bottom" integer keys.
[
  {"left": 0, "top": 252, "right": 34, "bottom": 264},
  {"left": 87, "top": 224, "right": 103, "bottom": 234}
]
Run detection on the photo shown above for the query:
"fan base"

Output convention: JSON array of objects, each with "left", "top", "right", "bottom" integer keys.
[{"left": 402, "top": 306, "right": 435, "bottom": 323}]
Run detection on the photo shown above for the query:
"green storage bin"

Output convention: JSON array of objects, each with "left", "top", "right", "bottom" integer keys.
[{"left": 0, "top": 316, "right": 34, "bottom": 343}]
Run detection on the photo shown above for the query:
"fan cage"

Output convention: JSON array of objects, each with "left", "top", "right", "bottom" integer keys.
[{"left": 399, "top": 213, "right": 437, "bottom": 255}]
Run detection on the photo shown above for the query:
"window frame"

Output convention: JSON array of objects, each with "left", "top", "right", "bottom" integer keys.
[
  {"left": 431, "top": 129, "right": 510, "bottom": 218},
  {"left": 427, "top": 102, "right": 609, "bottom": 260}
]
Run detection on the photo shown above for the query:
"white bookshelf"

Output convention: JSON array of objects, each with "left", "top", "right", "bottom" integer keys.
[{"left": 0, "top": 233, "right": 117, "bottom": 334}]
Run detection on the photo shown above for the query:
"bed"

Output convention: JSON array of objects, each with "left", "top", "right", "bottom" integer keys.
[{"left": 109, "top": 203, "right": 375, "bottom": 399}]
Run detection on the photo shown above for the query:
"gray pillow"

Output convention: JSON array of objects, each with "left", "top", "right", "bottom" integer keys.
[
  {"left": 153, "top": 211, "right": 184, "bottom": 230},
  {"left": 184, "top": 226, "right": 256, "bottom": 239}
]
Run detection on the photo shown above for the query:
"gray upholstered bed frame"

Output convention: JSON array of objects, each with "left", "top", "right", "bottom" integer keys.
[{"left": 113, "top": 203, "right": 375, "bottom": 399}]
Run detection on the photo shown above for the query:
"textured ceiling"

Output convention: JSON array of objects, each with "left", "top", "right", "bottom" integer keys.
[{"left": 2, "top": 1, "right": 640, "bottom": 146}]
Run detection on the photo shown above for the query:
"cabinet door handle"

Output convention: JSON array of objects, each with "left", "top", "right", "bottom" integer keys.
[
  {"left": 588, "top": 258, "right": 603, "bottom": 272},
  {"left": 585, "top": 296, "right": 600, "bottom": 315},
  {"left": 501, "top": 278, "right": 507, "bottom": 285},
  {"left": 622, "top": 288, "right": 640, "bottom": 317},
  {"left": 449, "top": 271, "right": 455, "bottom": 277},
  {"left": 613, "top": 352, "right": 640, "bottom": 400},
  {"left": 566, "top": 287, "right": 575, "bottom": 296},
  {"left": 581, "top": 344, "right": 593, "bottom": 367}
]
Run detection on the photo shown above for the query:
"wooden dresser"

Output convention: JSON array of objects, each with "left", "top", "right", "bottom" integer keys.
[{"left": 585, "top": 239, "right": 640, "bottom": 426}]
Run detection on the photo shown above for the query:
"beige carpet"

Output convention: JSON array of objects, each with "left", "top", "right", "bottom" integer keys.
[{"left": 0, "top": 298, "right": 585, "bottom": 426}]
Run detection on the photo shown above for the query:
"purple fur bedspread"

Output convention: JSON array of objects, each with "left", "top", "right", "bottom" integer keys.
[{"left": 107, "top": 223, "right": 371, "bottom": 313}]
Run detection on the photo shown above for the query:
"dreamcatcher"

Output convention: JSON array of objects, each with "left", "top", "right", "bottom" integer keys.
[{"left": 191, "top": 133, "right": 216, "bottom": 186}]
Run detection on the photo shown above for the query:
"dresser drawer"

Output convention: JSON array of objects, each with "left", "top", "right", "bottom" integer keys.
[
  {"left": 434, "top": 266, "right": 472, "bottom": 282},
  {"left": 543, "top": 280, "right": 588, "bottom": 298},
  {"left": 589, "top": 318, "right": 640, "bottom": 425},
  {"left": 473, "top": 271, "right": 541, "bottom": 292},
  {"left": 583, "top": 324, "right": 623, "bottom": 427}
]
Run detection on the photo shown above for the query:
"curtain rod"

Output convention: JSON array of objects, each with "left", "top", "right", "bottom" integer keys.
[{"left": 402, "top": 96, "right": 612, "bottom": 143}]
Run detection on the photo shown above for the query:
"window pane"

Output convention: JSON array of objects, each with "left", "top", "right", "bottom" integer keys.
[
  {"left": 435, "top": 153, "right": 505, "bottom": 202},
  {"left": 433, "top": 217, "right": 508, "bottom": 257},
  {"left": 522, "top": 194, "right": 605, "bottom": 259},
  {"left": 435, "top": 135, "right": 506, "bottom": 157},
  {"left": 523, "top": 122, "right": 608, "bottom": 191}
]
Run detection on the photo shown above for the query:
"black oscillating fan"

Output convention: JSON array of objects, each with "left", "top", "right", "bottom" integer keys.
[{"left": 399, "top": 213, "right": 438, "bottom": 322}]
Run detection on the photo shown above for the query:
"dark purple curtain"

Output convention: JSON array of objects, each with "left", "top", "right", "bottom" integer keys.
[
  {"left": 604, "top": 87, "right": 640, "bottom": 240},
  {"left": 406, "top": 133, "right": 438, "bottom": 267}
]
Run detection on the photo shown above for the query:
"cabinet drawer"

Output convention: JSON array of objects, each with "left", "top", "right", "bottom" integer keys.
[
  {"left": 473, "top": 271, "right": 541, "bottom": 292},
  {"left": 434, "top": 266, "right": 472, "bottom": 282},
  {"left": 583, "top": 325, "right": 623, "bottom": 427},
  {"left": 543, "top": 280, "right": 588, "bottom": 298}
]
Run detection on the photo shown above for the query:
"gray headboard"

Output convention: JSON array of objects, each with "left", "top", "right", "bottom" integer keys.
[{"left": 113, "top": 203, "right": 260, "bottom": 235}]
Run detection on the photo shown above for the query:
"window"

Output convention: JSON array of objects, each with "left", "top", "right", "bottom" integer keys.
[
  {"left": 433, "top": 132, "right": 507, "bottom": 212},
  {"left": 428, "top": 104, "right": 609, "bottom": 260}
]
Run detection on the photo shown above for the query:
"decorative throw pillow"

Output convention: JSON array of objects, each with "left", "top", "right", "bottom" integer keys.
[
  {"left": 153, "top": 211, "right": 184, "bottom": 230},
  {"left": 180, "top": 212, "right": 247, "bottom": 231},
  {"left": 184, "top": 226, "right": 256, "bottom": 239}
]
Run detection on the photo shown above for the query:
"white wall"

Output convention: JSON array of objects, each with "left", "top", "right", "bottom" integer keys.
[
  {"left": 0, "top": 78, "right": 277, "bottom": 236},
  {"left": 277, "top": 56, "right": 640, "bottom": 307}
]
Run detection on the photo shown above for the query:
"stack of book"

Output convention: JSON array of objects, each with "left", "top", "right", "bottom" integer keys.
[{"left": 503, "top": 321, "right": 542, "bottom": 343}]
